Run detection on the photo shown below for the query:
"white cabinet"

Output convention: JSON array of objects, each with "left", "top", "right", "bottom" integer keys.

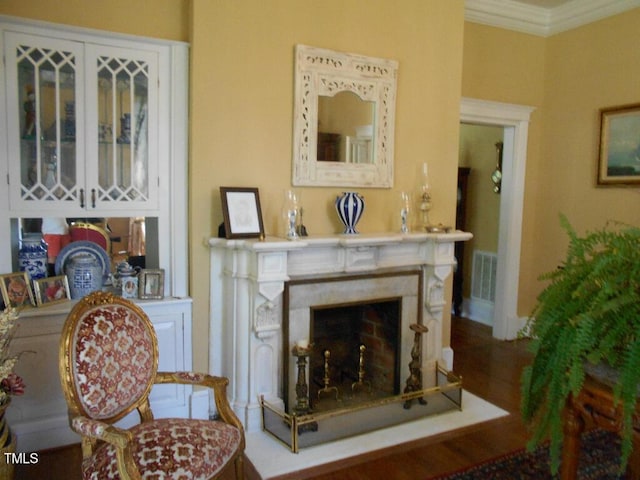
[
  {"left": 4, "top": 28, "right": 160, "bottom": 214},
  {"left": 0, "top": 17, "right": 190, "bottom": 298},
  {"left": 0, "top": 17, "right": 193, "bottom": 453},
  {"left": 6, "top": 298, "right": 194, "bottom": 453}
]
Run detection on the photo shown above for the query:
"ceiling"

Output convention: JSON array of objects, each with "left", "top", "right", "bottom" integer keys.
[{"left": 465, "top": 0, "right": 640, "bottom": 36}]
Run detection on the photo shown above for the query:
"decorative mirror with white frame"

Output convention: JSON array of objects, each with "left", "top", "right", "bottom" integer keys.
[{"left": 292, "top": 45, "right": 398, "bottom": 188}]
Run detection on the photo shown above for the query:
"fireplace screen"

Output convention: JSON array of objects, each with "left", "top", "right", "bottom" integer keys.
[
  {"left": 266, "top": 270, "right": 463, "bottom": 452},
  {"left": 261, "top": 365, "right": 462, "bottom": 452}
]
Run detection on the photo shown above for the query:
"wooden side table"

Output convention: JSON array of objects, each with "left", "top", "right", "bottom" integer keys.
[{"left": 561, "top": 373, "right": 640, "bottom": 479}]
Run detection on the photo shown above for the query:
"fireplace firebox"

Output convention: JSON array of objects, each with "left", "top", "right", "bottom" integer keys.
[{"left": 309, "top": 299, "right": 402, "bottom": 412}]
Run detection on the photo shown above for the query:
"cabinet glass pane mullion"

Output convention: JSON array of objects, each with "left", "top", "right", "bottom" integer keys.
[
  {"left": 16, "top": 43, "right": 78, "bottom": 203},
  {"left": 97, "top": 55, "right": 149, "bottom": 204}
]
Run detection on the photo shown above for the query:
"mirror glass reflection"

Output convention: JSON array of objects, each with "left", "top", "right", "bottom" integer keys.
[
  {"left": 317, "top": 92, "right": 375, "bottom": 164},
  {"left": 11, "top": 216, "right": 157, "bottom": 274}
]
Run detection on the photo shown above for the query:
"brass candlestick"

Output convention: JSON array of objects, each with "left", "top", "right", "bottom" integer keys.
[
  {"left": 419, "top": 162, "right": 433, "bottom": 231},
  {"left": 403, "top": 323, "right": 429, "bottom": 409},
  {"left": 292, "top": 344, "right": 312, "bottom": 415}
]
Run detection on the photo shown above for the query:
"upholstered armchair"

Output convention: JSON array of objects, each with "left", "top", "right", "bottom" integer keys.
[{"left": 59, "top": 291, "right": 245, "bottom": 479}]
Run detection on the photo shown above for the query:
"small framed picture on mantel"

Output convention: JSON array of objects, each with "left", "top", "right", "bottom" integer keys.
[
  {"left": 220, "top": 187, "right": 265, "bottom": 239},
  {"left": 597, "top": 103, "right": 640, "bottom": 186}
]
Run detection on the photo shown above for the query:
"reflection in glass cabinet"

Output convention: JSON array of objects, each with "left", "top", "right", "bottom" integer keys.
[
  {"left": 17, "top": 42, "right": 79, "bottom": 202},
  {"left": 6, "top": 32, "right": 157, "bottom": 212},
  {"left": 96, "top": 56, "right": 149, "bottom": 203}
]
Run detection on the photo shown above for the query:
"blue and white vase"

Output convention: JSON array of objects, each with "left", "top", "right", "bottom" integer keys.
[
  {"left": 335, "top": 191, "right": 365, "bottom": 234},
  {"left": 66, "top": 254, "right": 103, "bottom": 299},
  {"left": 18, "top": 233, "right": 48, "bottom": 280}
]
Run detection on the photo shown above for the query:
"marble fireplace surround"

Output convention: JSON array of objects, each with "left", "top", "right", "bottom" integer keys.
[{"left": 209, "top": 231, "right": 471, "bottom": 432}]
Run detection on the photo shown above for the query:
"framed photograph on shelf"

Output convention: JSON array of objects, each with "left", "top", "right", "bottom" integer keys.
[
  {"left": 597, "top": 103, "right": 640, "bottom": 186},
  {"left": 220, "top": 187, "right": 265, "bottom": 239},
  {"left": 0, "top": 272, "right": 35, "bottom": 309},
  {"left": 121, "top": 276, "right": 138, "bottom": 299},
  {"left": 138, "top": 269, "right": 165, "bottom": 300},
  {"left": 33, "top": 275, "right": 71, "bottom": 306}
]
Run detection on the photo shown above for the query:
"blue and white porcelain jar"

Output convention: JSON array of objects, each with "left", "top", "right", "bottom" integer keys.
[
  {"left": 18, "top": 233, "right": 48, "bottom": 280},
  {"left": 335, "top": 192, "right": 365, "bottom": 234},
  {"left": 66, "top": 254, "right": 103, "bottom": 299}
]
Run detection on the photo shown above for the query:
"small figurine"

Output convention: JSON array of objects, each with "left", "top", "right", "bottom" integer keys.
[{"left": 22, "top": 84, "right": 36, "bottom": 139}]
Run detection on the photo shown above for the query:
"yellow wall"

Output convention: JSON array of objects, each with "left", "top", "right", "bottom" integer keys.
[
  {"left": 5, "top": 1, "right": 639, "bottom": 375},
  {"left": 538, "top": 10, "right": 640, "bottom": 272},
  {"left": 461, "top": 23, "right": 546, "bottom": 317},
  {"left": 0, "top": 0, "right": 189, "bottom": 41},
  {"left": 462, "top": 11, "right": 640, "bottom": 318},
  {"left": 190, "top": 0, "right": 466, "bottom": 368}
]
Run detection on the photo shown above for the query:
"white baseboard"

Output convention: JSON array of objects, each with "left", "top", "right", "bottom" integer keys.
[{"left": 462, "top": 297, "right": 494, "bottom": 326}]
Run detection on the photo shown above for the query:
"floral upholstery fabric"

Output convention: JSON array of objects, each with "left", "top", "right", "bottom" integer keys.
[
  {"left": 82, "top": 418, "right": 242, "bottom": 480},
  {"left": 73, "top": 305, "right": 155, "bottom": 419}
]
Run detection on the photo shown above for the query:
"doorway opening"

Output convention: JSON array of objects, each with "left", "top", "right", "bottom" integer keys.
[{"left": 459, "top": 98, "right": 535, "bottom": 340}]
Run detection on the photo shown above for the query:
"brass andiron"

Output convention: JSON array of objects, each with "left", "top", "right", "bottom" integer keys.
[
  {"left": 317, "top": 349, "right": 340, "bottom": 401},
  {"left": 292, "top": 344, "right": 312, "bottom": 415},
  {"left": 351, "top": 344, "right": 372, "bottom": 394},
  {"left": 403, "top": 323, "right": 429, "bottom": 409}
]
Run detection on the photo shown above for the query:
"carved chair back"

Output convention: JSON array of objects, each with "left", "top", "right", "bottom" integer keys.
[{"left": 59, "top": 291, "right": 158, "bottom": 423}]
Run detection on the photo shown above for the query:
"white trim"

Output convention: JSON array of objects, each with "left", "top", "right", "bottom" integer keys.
[
  {"left": 463, "top": 297, "right": 495, "bottom": 326},
  {"left": 460, "top": 97, "right": 535, "bottom": 340},
  {"left": 169, "top": 44, "right": 190, "bottom": 298},
  {"left": 0, "top": 14, "right": 188, "bottom": 47},
  {"left": 465, "top": 0, "right": 640, "bottom": 37}
]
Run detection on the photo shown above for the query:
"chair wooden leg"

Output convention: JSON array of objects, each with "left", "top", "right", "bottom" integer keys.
[
  {"left": 234, "top": 454, "right": 244, "bottom": 480},
  {"left": 626, "top": 430, "right": 640, "bottom": 480},
  {"left": 560, "top": 399, "right": 584, "bottom": 480}
]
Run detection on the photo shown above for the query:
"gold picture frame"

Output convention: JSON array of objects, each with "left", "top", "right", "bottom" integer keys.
[
  {"left": 0, "top": 272, "right": 35, "bottom": 309},
  {"left": 597, "top": 103, "right": 640, "bottom": 186},
  {"left": 138, "top": 269, "right": 165, "bottom": 300},
  {"left": 33, "top": 275, "right": 71, "bottom": 306},
  {"left": 220, "top": 187, "right": 265, "bottom": 239}
]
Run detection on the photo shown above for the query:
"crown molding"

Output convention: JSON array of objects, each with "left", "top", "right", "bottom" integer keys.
[{"left": 465, "top": 0, "right": 640, "bottom": 37}]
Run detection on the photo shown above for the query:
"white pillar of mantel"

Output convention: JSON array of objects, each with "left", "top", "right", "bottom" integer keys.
[{"left": 209, "top": 231, "right": 471, "bottom": 431}]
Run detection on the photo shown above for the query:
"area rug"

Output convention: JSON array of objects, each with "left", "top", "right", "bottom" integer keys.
[
  {"left": 430, "top": 429, "right": 624, "bottom": 479},
  {"left": 245, "top": 390, "right": 507, "bottom": 479}
]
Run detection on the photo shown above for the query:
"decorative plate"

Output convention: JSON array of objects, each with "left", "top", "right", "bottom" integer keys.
[{"left": 54, "top": 240, "right": 111, "bottom": 279}]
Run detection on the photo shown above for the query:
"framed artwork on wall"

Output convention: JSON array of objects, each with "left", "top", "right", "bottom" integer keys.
[
  {"left": 597, "top": 103, "right": 640, "bottom": 186},
  {"left": 220, "top": 187, "right": 265, "bottom": 239},
  {"left": 0, "top": 272, "right": 35, "bottom": 309},
  {"left": 33, "top": 275, "right": 71, "bottom": 306}
]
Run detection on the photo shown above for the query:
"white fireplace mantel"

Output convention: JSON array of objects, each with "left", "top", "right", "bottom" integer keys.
[{"left": 209, "top": 231, "right": 471, "bottom": 431}]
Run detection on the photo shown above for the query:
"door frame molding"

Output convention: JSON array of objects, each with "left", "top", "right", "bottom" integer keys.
[{"left": 460, "top": 97, "right": 535, "bottom": 339}]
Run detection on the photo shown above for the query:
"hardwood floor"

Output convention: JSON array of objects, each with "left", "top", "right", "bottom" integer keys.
[{"left": 16, "top": 317, "right": 533, "bottom": 480}]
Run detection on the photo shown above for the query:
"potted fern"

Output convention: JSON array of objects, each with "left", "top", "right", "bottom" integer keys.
[{"left": 520, "top": 215, "right": 640, "bottom": 474}]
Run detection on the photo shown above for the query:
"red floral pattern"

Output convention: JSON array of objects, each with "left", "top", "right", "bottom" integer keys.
[
  {"left": 73, "top": 305, "right": 155, "bottom": 419},
  {"left": 72, "top": 416, "right": 108, "bottom": 437},
  {"left": 82, "top": 418, "right": 242, "bottom": 479}
]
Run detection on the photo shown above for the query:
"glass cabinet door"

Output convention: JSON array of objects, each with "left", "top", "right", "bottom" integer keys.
[
  {"left": 87, "top": 45, "right": 158, "bottom": 210},
  {"left": 5, "top": 33, "right": 85, "bottom": 212}
]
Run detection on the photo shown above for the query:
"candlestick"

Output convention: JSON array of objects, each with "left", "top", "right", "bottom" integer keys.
[{"left": 419, "top": 163, "right": 432, "bottom": 231}]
